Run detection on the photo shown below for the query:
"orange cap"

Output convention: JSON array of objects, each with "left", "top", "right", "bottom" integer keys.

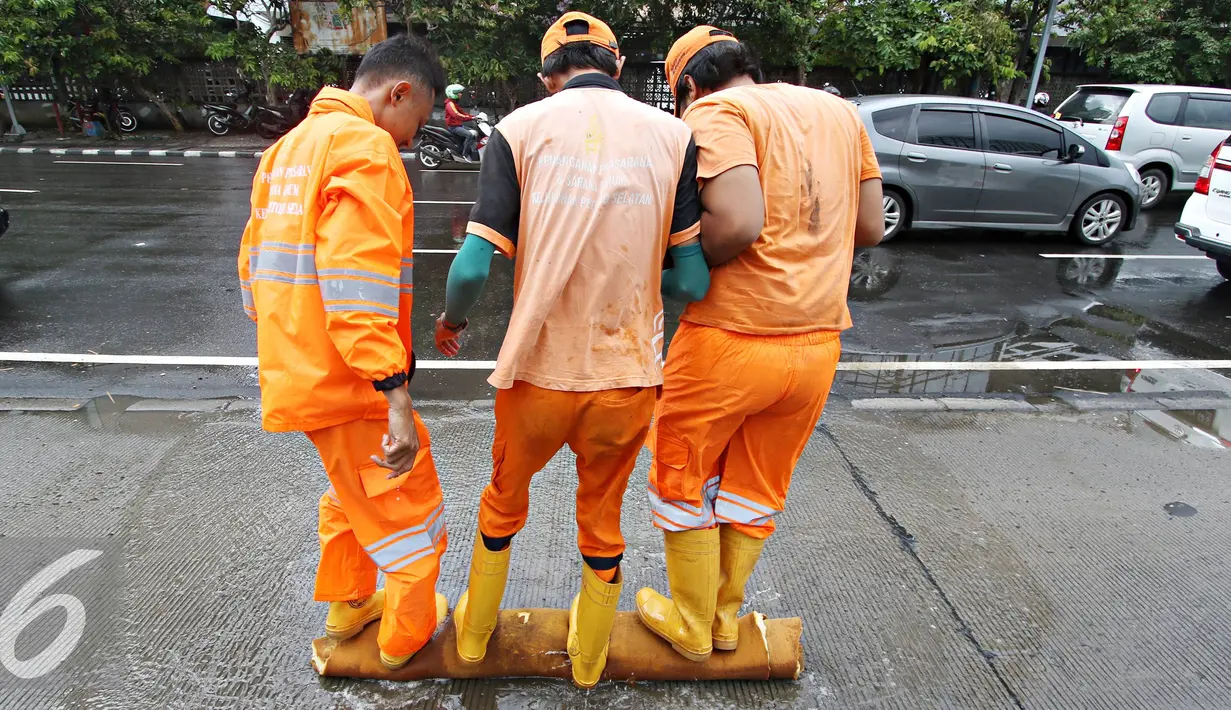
[
  {"left": 665, "top": 26, "right": 739, "bottom": 96},
  {"left": 540, "top": 12, "right": 620, "bottom": 64}
]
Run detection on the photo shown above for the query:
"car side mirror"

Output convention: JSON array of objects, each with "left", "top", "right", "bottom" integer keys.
[{"left": 1067, "top": 143, "right": 1086, "bottom": 162}]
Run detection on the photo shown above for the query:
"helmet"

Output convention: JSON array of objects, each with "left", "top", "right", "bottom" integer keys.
[
  {"left": 445, "top": 84, "right": 465, "bottom": 100},
  {"left": 823, "top": 85, "right": 842, "bottom": 97},
  {"left": 1033, "top": 91, "right": 1050, "bottom": 107}
]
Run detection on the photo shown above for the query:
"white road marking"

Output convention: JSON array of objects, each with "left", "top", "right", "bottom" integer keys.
[
  {"left": 53, "top": 160, "right": 183, "bottom": 167},
  {"left": 1039, "top": 253, "right": 1209, "bottom": 260},
  {"left": 414, "top": 200, "right": 475, "bottom": 205},
  {"left": 427, "top": 170, "right": 480, "bottom": 174},
  {"left": 1, "top": 352, "right": 1229, "bottom": 372},
  {"left": 0, "top": 188, "right": 39, "bottom": 193}
]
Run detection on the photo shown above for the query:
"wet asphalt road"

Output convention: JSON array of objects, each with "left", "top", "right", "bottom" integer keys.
[{"left": 0, "top": 153, "right": 1229, "bottom": 400}]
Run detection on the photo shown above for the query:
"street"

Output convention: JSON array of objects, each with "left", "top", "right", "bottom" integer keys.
[{"left": 1, "top": 152, "right": 1231, "bottom": 709}]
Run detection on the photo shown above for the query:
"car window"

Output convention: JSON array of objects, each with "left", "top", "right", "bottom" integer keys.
[
  {"left": 871, "top": 105, "right": 913, "bottom": 142},
  {"left": 916, "top": 110, "right": 976, "bottom": 150},
  {"left": 1145, "top": 94, "right": 1183, "bottom": 125},
  {"left": 1182, "top": 97, "right": 1231, "bottom": 131},
  {"left": 984, "top": 114, "right": 1063, "bottom": 158},
  {"left": 1054, "top": 88, "right": 1131, "bottom": 125}
]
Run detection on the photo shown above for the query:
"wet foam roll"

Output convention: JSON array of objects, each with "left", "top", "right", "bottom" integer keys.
[{"left": 312, "top": 609, "right": 803, "bottom": 681}]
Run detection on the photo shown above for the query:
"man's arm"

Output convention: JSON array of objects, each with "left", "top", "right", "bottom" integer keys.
[
  {"left": 238, "top": 218, "right": 257, "bottom": 322},
  {"left": 436, "top": 128, "right": 519, "bottom": 355},
  {"left": 854, "top": 178, "right": 884, "bottom": 247},
  {"left": 854, "top": 122, "right": 885, "bottom": 248},
  {"left": 699, "top": 165, "right": 765, "bottom": 266},
  {"left": 661, "top": 136, "right": 709, "bottom": 302},
  {"left": 316, "top": 148, "right": 420, "bottom": 473}
]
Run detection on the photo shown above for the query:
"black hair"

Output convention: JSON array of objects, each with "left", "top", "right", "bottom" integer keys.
[
  {"left": 674, "top": 40, "right": 762, "bottom": 112},
  {"left": 541, "top": 20, "right": 619, "bottom": 77},
  {"left": 354, "top": 34, "right": 446, "bottom": 99}
]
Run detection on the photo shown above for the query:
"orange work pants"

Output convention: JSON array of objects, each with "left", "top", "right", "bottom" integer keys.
[
  {"left": 308, "top": 414, "right": 448, "bottom": 657},
  {"left": 648, "top": 322, "right": 841, "bottom": 540},
  {"left": 479, "top": 381, "right": 657, "bottom": 562}
]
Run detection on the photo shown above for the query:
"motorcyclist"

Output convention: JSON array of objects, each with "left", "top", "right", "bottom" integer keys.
[{"left": 444, "top": 83, "right": 479, "bottom": 161}]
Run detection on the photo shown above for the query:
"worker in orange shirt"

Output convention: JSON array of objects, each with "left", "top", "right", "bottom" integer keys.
[
  {"left": 635, "top": 27, "right": 886, "bottom": 662},
  {"left": 238, "top": 35, "right": 449, "bottom": 671},
  {"left": 432, "top": 12, "right": 710, "bottom": 688}
]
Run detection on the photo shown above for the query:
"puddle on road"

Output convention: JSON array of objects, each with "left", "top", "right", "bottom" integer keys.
[{"left": 1164, "top": 501, "right": 1199, "bottom": 518}]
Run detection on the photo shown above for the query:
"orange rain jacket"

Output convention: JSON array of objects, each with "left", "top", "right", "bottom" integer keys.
[{"left": 239, "top": 87, "right": 416, "bottom": 433}]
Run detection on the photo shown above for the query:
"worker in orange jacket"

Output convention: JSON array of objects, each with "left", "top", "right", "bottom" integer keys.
[{"left": 237, "top": 36, "right": 449, "bottom": 671}]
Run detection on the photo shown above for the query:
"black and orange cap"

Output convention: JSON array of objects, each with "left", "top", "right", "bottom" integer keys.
[
  {"left": 665, "top": 26, "right": 738, "bottom": 96},
  {"left": 540, "top": 12, "right": 619, "bottom": 64}
]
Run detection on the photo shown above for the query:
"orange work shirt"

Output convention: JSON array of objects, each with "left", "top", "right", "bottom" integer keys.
[
  {"left": 467, "top": 73, "right": 701, "bottom": 391},
  {"left": 680, "top": 83, "right": 882, "bottom": 335},
  {"left": 239, "top": 87, "right": 416, "bottom": 432}
]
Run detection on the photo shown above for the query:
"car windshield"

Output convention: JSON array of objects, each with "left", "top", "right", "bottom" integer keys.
[{"left": 1054, "top": 89, "right": 1132, "bottom": 125}]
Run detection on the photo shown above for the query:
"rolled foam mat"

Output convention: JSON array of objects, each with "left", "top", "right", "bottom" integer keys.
[{"left": 312, "top": 609, "right": 803, "bottom": 681}]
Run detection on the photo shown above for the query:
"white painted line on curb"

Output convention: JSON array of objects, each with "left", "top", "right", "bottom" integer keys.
[
  {"left": 149, "top": 150, "right": 168, "bottom": 156},
  {"left": 17, "top": 148, "right": 35, "bottom": 154},
  {"left": 50, "top": 149, "right": 66, "bottom": 155},
  {"left": 184, "top": 150, "right": 202, "bottom": 157},
  {"left": 81, "top": 149, "right": 100, "bottom": 155},
  {"left": 219, "top": 151, "right": 238, "bottom": 158},
  {"left": 114, "top": 149, "right": 133, "bottom": 156},
  {"left": 2, "top": 352, "right": 1230, "bottom": 372},
  {"left": 1039, "top": 253, "right": 1209, "bottom": 260},
  {"left": 413, "top": 200, "right": 476, "bottom": 205},
  {"left": 53, "top": 160, "right": 184, "bottom": 167},
  {"left": 0, "top": 188, "right": 39, "bottom": 193}
]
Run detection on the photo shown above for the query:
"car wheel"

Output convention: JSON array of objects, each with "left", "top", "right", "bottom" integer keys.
[
  {"left": 1072, "top": 193, "right": 1127, "bottom": 245},
  {"left": 1218, "top": 260, "right": 1231, "bottom": 281},
  {"left": 1138, "top": 168, "right": 1167, "bottom": 211},
  {"left": 882, "top": 189, "right": 906, "bottom": 242}
]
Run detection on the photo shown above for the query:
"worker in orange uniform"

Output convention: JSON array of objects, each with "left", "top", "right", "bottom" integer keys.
[
  {"left": 432, "top": 12, "right": 710, "bottom": 688},
  {"left": 635, "top": 27, "right": 886, "bottom": 662},
  {"left": 237, "top": 35, "right": 450, "bottom": 671}
]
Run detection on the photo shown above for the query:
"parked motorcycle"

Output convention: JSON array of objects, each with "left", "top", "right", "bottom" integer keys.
[
  {"left": 67, "top": 91, "right": 138, "bottom": 134},
  {"left": 416, "top": 113, "right": 492, "bottom": 169},
  {"left": 202, "top": 92, "right": 296, "bottom": 139}
]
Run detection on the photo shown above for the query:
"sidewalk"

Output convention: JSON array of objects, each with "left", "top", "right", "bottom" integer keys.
[{"left": 1, "top": 399, "right": 1228, "bottom": 709}]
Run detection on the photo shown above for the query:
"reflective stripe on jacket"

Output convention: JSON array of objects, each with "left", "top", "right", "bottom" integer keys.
[{"left": 239, "top": 87, "right": 415, "bottom": 432}]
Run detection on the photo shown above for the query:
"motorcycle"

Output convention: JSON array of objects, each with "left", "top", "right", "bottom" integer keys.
[
  {"left": 202, "top": 92, "right": 296, "bottom": 139},
  {"left": 67, "top": 92, "right": 138, "bottom": 134},
  {"left": 416, "top": 113, "right": 492, "bottom": 169}
]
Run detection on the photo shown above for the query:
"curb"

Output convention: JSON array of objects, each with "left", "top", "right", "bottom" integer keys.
[
  {"left": 0, "top": 146, "right": 417, "bottom": 161},
  {"left": 847, "top": 391, "right": 1231, "bottom": 414}
]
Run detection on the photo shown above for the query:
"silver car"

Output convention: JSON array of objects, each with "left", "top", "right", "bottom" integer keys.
[
  {"left": 856, "top": 95, "right": 1141, "bottom": 245},
  {"left": 1054, "top": 84, "right": 1231, "bottom": 210}
]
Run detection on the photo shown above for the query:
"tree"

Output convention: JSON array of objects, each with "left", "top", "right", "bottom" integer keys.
[
  {"left": 0, "top": 0, "right": 211, "bottom": 132},
  {"left": 1062, "top": 0, "right": 1231, "bottom": 87},
  {"left": 206, "top": 0, "right": 343, "bottom": 105}
]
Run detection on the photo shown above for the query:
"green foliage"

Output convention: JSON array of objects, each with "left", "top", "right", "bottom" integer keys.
[
  {"left": 0, "top": 0, "right": 210, "bottom": 87},
  {"left": 1063, "top": 0, "right": 1231, "bottom": 86}
]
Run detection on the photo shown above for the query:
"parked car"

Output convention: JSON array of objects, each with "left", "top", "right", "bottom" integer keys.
[
  {"left": 1174, "top": 133, "right": 1231, "bottom": 281},
  {"left": 856, "top": 95, "right": 1141, "bottom": 245},
  {"left": 1053, "top": 84, "right": 1231, "bottom": 210}
]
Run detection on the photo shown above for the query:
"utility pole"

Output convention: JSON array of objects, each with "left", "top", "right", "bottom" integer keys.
[
  {"left": 1025, "top": 0, "right": 1060, "bottom": 108},
  {"left": 2, "top": 86, "right": 27, "bottom": 137}
]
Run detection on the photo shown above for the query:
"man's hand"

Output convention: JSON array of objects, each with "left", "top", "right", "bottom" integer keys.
[
  {"left": 435, "top": 313, "right": 467, "bottom": 357},
  {"left": 372, "top": 386, "right": 420, "bottom": 478}
]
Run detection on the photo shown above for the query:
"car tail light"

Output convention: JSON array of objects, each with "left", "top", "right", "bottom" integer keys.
[
  {"left": 1105, "top": 115, "right": 1128, "bottom": 151},
  {"left": 1195, "top": 140, "right": 1230, "bottom": 195}
]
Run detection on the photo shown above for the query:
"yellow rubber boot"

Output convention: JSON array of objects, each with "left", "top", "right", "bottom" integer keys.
[
  {"left": 453, "top": 534, "right": 512, "bottom": 664},
  {"left": 712, "top": 525, "right": 766, "bottom": 651},
  {"left": 380, "top": 592, "right": 448, "bottom": 670},
  {"left": 634, "top": 527, "right": 719, "bottom": 662},
  {"left": 567, "top": 565, "right": 622, "bottom": 688},
  {"left": 325, "top": 589, "right": 385, "bottom": 641}
]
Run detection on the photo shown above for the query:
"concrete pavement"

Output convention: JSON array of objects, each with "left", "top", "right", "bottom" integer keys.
[{"left": 2, "top": 399, "right": 1229, "bottom": 709}]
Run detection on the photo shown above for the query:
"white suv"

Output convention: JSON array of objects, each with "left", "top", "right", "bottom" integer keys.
[
  {"left": 1175, "top": 133, "right": 1231, "bottom": 281},
  {"left": 1054, "top": 84, "right": 1231, "bottom": 210}
]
